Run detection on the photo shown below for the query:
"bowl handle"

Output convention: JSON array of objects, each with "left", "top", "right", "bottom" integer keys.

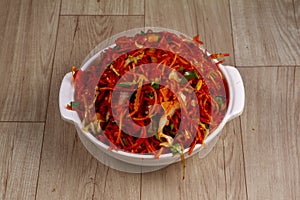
[
  {"left": 222, "top": 66, "right": 245, "bottom": 121},
  {"left": 59, "top": 72, "right": 81, "bottom": 125}
]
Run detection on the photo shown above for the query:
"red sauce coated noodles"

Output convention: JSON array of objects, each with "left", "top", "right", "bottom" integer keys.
[{"left": 68, "top": 30, "right": 229, "bottom": 158}]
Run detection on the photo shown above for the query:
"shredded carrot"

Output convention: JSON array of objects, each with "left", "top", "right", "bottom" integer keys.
[
  {"left": 70, "top": 30, "right": 229, "bottom": 158},
  {"left": 193, "top": 35, "right": 203, "bottom": 45},
  {"left": 210, "top": 53, "right": 230, "bottom": 59}
]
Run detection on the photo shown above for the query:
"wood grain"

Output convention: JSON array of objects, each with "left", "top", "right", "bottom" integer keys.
[
  {"left": 221, "top": 119, "right": 247, "bottom": 200},
  {"left": 93, "top": 168, "right": 140, "bottom": 200},
  {"left": 230, "top": 0, "right": 300, "bottom": 66},
  {"left": 61, "top": 0, "right": 144, "bottom": 15},
  {"left": 295, "top": 0, "right": 300, "bottom": 29},
  {"left": 0, "top": 0, "right": 61, "bottom": 121},
  {"left": 0, "top": 123, "right": 44, "bottom": 200},
  {"left": 239, "top": 67, "right": 300, "bottom": 200},
  {"left": 144, "top": 1, "right": 246, "bottom": 199},
  {"left": 36, "top": 16, "right": 143, "bottom": 200},
  {"left": 0, "top": 1, "right": 299, "bottom": 200},
  {"left": 141, "top": 142, "right": 227, "bottom": 200},
  {"left": 145, "top": 0, "right": 197, "bottom": 35},
  {"left": 192, "top": 0, "right": 235, "bottom": 66},
  {"left": 145, "top": 0, "right": 234, "bottom": 65},
  {"left": 141, "top": 120, "right": 247, "bottom": 200}
]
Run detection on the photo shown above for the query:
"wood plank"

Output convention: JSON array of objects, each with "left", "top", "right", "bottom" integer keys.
[
  {"left": 145, "top": 0, "right": 234, "bottom": 65},
  {"left": 0, "top": 123, "right": 44, "bottom": 200},
  {"left": 193, "top": 0, "right": 235, "bottom": 65},
  {"left": 239, "top": 67, "right": 300, "bottom": 200},
  {"left": 230, "top": 0, "right": 300, "bottom": 66},
  {"left": 144, "top": 1, "right": 246, "bottom": 199},
  {"left": 221, "top": 119, "right": 247, "bottom": 200},
  {"left": 61, "top": 0, "right": 144, "bottom": 15},
  {"left": 93, "top": 168, "right": 140, "bottom": 200},
  {"left": 36, "top": 16, "right": 144, "bottom": 200},
  {"left": 141, "top": 141, "right": 227, "bottom": 200},
  {"left": 145, "top": 0, "right": 197, "bottom": 35},
  {"left": 295, "top": 0, "right": 300, "bottom": 30},
  {"left": 141, "top": 120, "right": 247, "bottom": 200},
  {"left": 0, "top": 0, "right": 61, "bottom": 121}
]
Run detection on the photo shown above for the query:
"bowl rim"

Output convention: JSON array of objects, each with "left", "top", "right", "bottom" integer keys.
[{"left": 72, "top": 27, "right": 234, "bottom": 159}]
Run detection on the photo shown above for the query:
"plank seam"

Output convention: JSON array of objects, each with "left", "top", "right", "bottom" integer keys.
[
  {"left": 34, "top": 0, "right": 63, "bottom": 199},
  {"left": 91, "top": 162, "right": 98, "bottom": 200},
  {"left": 292, "top": 0, "right": 299, "bottom": 31},
  {"left": 222, "top": 139, "right": 228, "bottom": 200},
  {"left": 238, "top": 117, "right": 249, "bottom": 200},
  {"left": 33, "top": 123, "right": 46, "bottom": 200},
  {"left": 228, "top": 0, "right": 236, "bottom": 66},
  {"left": 103, "top": 168, "right": 110, "bottom": 193},
  {"left": 143, "top": 0, "right": 146, "bottom": 27},
  {"left": 42, "top": 0, "right": 63, "bottom": 131},
  {"left": 192, "top": 0, "right": 199, "bottom": 36},
  {"left": 139, "top": 173, "right": 142, "bottom": 200},
  {"left": 236, "top": 65, "right": 300, "bottom": 68},
  {"left": 0, "top": 121, "right": 45, "bottom": 123},
  {"left": 59, "top": 14, "right": 145, "bottom": 17}
]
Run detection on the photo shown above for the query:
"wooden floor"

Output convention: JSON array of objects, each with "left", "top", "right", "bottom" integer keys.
[{"left": 0, "top": 0, "right": 299, "bottom": 199}]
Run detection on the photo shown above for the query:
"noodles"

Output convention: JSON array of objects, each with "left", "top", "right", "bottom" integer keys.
[{"left": 68, "top": 30, "right": 229, "bottom": 158}]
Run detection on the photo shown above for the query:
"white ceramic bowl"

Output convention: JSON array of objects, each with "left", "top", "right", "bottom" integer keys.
[{"left": 59, "top": 27, "right": 245, "bottom": 171}]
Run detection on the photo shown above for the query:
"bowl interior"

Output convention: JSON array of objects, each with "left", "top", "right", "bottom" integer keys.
[{"left": 72, "top": 27, "right": 233, "bottom": 159}]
